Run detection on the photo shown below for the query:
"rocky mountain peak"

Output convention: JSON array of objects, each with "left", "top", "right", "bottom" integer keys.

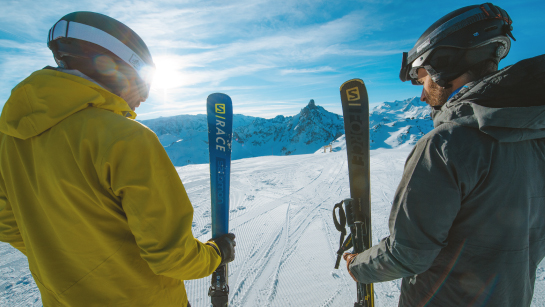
[
  {"left": 140, "top": 97, "right": 434, "bottom": 166},
  {"left": 300, "top": 99, "right": 324, "bottom": 118}
]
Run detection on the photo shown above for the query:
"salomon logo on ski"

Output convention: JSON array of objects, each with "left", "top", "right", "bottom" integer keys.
[{"left": 347, "top": 86, "right": 360, "bottom": 102}]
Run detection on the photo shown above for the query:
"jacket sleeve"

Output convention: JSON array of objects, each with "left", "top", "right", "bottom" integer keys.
[
  {"left": 0, "top": 185, "right": 26, "bottom": 255},
  {"left": 349, "top": 133, "right": 465, "bottom": 284},
  {"left": 99, "top": 126, "right": 221, "bottom": 280}
]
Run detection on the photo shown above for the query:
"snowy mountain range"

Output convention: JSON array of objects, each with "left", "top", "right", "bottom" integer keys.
[{"left": 139, "top": 97, "right": 434, "bottom": 166}]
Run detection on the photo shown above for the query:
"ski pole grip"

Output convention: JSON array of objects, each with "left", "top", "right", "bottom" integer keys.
[
  {"left": 344, "top": 198, "right": 355, "bottom": 227},
  {"left": 344, "top": 198, "right": 365, "bottom": 225}
]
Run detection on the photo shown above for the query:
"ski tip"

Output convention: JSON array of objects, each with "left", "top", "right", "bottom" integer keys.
[
  {"left": 340, "top": 78, "right": 364, "bottom": 90},
  {"left": 207, "top": 93, "right": 232, "bottom": 102}
]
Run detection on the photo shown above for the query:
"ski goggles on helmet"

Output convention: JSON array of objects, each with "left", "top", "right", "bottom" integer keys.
[
  {"left": 400, "top": 49, "right": 434, "bottom": 85},
  {"left": 48, "top": 20, "right": 155, "bottom": 99}
]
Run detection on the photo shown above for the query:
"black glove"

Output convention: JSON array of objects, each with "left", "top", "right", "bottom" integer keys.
[{"left": 207, "top": 233, "right": 236, "bottom": 266}]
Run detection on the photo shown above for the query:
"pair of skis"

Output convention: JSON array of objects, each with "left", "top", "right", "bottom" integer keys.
[
  {"left": 205, "top": 79, "right": 373, "bottom": 307},
  {"left": 333, "top": 79, "right": 375, "bottom": 307}
]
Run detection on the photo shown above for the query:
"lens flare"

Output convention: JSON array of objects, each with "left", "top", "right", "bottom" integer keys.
[
  {"left": 94, "top": 55, "right": 118, "bottom": 76},
  {"left": 151, "top": 55, "right": 184, "bottom": 90}
]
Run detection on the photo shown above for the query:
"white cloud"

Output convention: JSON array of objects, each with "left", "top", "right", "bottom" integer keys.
[
  {"left": 0, "top": 40, "right": 55, "bottom": 104},
  {"left": 280, "top": 66, "right": 335, "bottom": 75}
]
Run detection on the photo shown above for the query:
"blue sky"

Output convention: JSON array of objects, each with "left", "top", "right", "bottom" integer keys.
[{"left": 1, "top": 0, "right": 544, "bottom": 120}]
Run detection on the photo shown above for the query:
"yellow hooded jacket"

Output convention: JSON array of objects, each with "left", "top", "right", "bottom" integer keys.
[{"left": 0, "top": 69, "right": 221, "bottom": 306}]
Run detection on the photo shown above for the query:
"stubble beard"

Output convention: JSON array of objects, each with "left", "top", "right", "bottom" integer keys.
[{"left": 426, "top": 80, "right": 451, "bottom": 107}]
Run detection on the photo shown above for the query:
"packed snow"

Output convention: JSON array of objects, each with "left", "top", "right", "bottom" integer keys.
[{"left": 2, "top": 145, "right": 545, "bottom": 306}]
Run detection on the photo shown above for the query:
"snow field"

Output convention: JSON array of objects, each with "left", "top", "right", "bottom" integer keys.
[
  {"left": 183, "top": 147, "right": 545, "bottom": 307},
  {"left": 0, "top": 246, "right": 41, "bottom": 306},
  {"left": 1, "top": 146, "right": 544, "bottom": 306},
  {"left": 185, "top": 148, "right": 413, "bottom": 307}
]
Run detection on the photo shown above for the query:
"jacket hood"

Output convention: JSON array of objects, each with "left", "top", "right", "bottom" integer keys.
[
  {"left": 432, "top": 54, "right": 545, "bottom": 142},
  {"left": 0, "top": 69, "right": 136, "bottom": 140}
]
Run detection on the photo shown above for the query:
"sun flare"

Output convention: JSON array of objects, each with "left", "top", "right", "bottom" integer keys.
[{"left": 151, "top": 55, "right": 185, "bottom": 90}]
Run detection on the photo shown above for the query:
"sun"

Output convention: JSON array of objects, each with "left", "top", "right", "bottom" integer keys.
[{"left": 150, "top": 55, "right": 185, "bottom": 90}]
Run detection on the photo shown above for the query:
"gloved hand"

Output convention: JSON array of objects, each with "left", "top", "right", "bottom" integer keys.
[
  {"left": 343, "top": 252, "right": 358, "bottom": 282},
  {"left": 207, "top": 233, "right": 236, "bottom": 266}
]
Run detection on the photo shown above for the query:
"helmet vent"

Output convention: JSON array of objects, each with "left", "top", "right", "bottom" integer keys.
[{"left": 485, "top": 25, "right": 499, "bottom": 32}]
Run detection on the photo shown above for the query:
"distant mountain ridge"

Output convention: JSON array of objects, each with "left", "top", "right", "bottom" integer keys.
[{"left": 139, "top": 97, "right": 434, "bottom": 166}]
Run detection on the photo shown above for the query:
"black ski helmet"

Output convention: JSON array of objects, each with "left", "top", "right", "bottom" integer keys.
[
  {"left": 47, "top": 12, "right": 155, "bottom": 98},
  {"left": 399, "top": 3, "right": 514, "bottom": 88}
]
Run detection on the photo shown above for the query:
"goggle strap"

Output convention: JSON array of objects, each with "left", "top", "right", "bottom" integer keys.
[{"left": 48, "top": 20, "right": 153, "bottom": 83}]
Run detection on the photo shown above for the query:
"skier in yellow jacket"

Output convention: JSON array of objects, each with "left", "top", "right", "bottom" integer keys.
[{"left": 0, "top": 11, "right": 235, "bottom": 307}]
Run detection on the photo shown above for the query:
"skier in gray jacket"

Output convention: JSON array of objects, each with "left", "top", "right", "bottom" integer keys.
[{"left": 344, "top": 3, "right": 545, "bottom": 306}]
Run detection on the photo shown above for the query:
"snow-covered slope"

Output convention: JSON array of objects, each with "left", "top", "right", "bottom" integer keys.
[
  {"left": 313, "top": 97, "right": 432, "bottom": 155},
  {"left": 369, "top": 97, "right": 433, "bottom": 149},
  {"left": 315, "top": 134, "right": 346, "bottom": 154},
  {"left": 2, "top": 147, "right": 544, "bottom": 306},
  {"left": 140, "top": 97, "right": 433, "bottom": 166}
]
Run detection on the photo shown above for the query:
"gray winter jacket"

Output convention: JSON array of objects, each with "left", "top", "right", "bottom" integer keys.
[{"left": 349, "top": 54, "right": 545, "bottom": 307}]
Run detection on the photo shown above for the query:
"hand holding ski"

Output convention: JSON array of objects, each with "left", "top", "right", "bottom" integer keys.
[
  {"left": 343, "top": 252, "right": 358, "bottom": 282},
  {"left": 207, "top": 233, "right": 236, "bottom": 266}
]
